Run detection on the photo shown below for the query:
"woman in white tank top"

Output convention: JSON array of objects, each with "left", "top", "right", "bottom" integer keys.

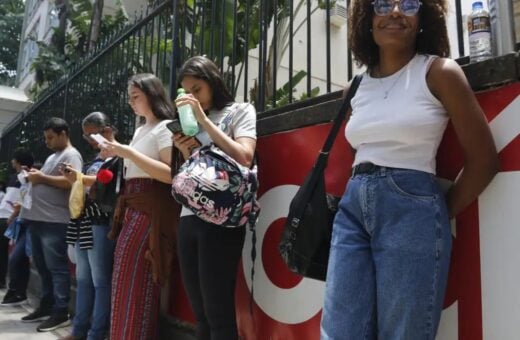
[{"left": 321, "top": 1, "right": 499, "bottom": 339}]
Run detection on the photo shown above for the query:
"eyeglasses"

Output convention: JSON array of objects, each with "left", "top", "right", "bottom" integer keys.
[{"left": 372, "top": 0, "right": 422, "bottom": 17}]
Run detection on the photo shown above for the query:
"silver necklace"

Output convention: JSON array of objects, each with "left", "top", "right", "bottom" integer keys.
[{"left": 374, "top": 65, "right": 408, "bottom": 99}]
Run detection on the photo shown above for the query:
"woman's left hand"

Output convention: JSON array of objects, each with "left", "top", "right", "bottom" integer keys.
[
  {"left": 175, "top": 94, "right": 208, "bottom": 124},
  {"left": 101, "top": 140, "right": 135, "bottom": 159}
]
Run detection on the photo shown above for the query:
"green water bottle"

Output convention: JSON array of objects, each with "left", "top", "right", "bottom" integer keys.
[{"left": 176, "top": 88, "right": 199, "bottom": 136}]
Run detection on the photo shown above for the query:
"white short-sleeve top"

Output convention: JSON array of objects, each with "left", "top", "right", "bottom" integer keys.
[{"left": 124, "top": 119, "right": 172, "bottom": 179}]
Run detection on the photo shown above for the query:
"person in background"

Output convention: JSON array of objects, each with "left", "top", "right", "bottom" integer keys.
[
  {"left": 59, "top": 112, "right": 117, "bottom": 340},
  {"left": 19, "top": 118, "right": 83, "bottom": 332},
  {"left": 320, "top": 1, "right": 499, "bottom": 339},
  {"left": 0, "top": 180, "right": 7, "bottom": 289},
  {"left": 101, "top": 73, "right": 180, "bottom": 340},
  {"left": 0, "top": 148, "right": 34, "bottom": 306},
  {"left": 173, "top": 56, "right": 257, "bottom": 340}
]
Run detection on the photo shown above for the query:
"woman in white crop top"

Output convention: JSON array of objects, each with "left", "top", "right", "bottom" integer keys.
[
  {"left": 321, "top": 1, "right": 499, "bottom": 340},
  {"left": 100, "top": 73, "right": 179, "bottom": 340}
]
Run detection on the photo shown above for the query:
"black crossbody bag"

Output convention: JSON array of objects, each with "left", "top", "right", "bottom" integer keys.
[{"left": 279, "top": 75, "right": 363, "bottom": 281}]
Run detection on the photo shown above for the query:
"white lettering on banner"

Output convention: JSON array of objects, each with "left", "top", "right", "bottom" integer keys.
[
  {"left": 479, "top": 172, "right": 520, "bottom": 340},
  {"left": 242, "top": 185, "right": 325, "bottom": 324}
]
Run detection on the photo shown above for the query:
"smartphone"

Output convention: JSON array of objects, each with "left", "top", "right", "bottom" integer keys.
[
  {"left": 166, "top": 119, "right": 183, "bottom": 134},
  {"left": 58, "top": 162, "right": 71, "bottom": 173},
  {"left": 89, "top": 133, "right": 109, "bottom": 147}
]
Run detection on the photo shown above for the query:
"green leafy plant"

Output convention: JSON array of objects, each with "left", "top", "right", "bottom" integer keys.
[
  {"left": 0, "top": 0, "right": 24, "bottom": 86},
  {"left": 29, "top": 0, "right": 127, "bottom": 97}
]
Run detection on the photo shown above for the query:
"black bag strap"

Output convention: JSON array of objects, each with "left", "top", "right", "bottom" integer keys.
[
  {"left": 317, "top": 74, "right": 363, "bottom": 169},
  {"left": 289, "top": 75, "right": 363, "bottom": 226}
]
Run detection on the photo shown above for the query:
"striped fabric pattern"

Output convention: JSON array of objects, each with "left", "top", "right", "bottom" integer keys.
[
  {"left": 66, "top": 201, "right": 109, "bottom": 249},
  {"left": 110, "top": 179, "right": 160, "bottom": 340}
]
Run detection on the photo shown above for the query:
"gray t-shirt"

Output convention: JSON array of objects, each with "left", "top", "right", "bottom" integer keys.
[{"left": 20, "top": 146, "right": 83, "bottom": 224}]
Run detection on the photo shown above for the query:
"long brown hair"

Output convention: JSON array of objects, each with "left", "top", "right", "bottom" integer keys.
[
  {"left": 128, "top": 73, "right": 175, "bottom": 120},
  {"left": 348, "top": 0, "right": 450, "bottom": 68}
]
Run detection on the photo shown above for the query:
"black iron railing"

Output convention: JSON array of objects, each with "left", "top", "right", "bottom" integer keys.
[{"left": 2, "top": 0, "right": 516, "bottom": 164}]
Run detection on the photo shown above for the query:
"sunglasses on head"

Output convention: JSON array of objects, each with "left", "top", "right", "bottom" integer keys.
[{"left": 372, "top": 0, "right": 422, "bottom": 17}]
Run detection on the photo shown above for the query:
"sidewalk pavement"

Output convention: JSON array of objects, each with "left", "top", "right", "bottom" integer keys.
[{"left": 0, "top": 287, "right": 72, "bottom": 340}]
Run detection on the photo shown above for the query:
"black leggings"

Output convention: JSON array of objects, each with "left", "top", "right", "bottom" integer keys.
[{"left": 177, "top": 215, "right": 245, "bottom": 340}]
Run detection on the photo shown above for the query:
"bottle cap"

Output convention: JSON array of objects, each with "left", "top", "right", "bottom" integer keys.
[
  {"left": 177, "top": 88, "right": 186, "bottom": 95},
  {"left": 472, "top": 1, "right": 483, "bottom": 10}
]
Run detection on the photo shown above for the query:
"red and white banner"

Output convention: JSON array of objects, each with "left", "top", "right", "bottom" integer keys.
[{"left": 169, "top": 83, "right": 520, "bottom": 340}]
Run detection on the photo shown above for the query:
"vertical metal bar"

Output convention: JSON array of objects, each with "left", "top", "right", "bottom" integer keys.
[
  {"left": 161, "top": 8, "right": 168, "bottom": 83},
  {"left": 156, "top": 11, "right": 162, "bottom": 77},
  {"left": 190, "top": 0, "right": 197, "bottom": 54},
  {"left": 326, "top": 0, "right": 331, "bottom": 93},
  {"left": 143, "top": 14, "right": 149, "bottom": 71},
  {"left": 149, "top": 15, "right": 156, "bottom": 72},
  {"left": 243, "top": 0, "right": 250, "bottom": 102},
  {"left": 306, "top": 0, "right": 311, "bottom": 96},
  {"left": 272, "top": 0, "right": 278, "bottom": 108},
  {"left": 180, "top": 0, "right": 187, "bottom": 62},
  {"left": 455, "top": 0, "right": 465, "bottom": 57},
  {"left": 347, "top": 0, "right": 352, "bottom": 80},
  {"left": 200, "top": 0, "right": 205, "bottom": 55},
  {"left": 108, "top": 38, "right": 116, "bottom": 114},
  {"left": 257, "top": 0, "right": 267, "bottom": 112},
  {"left": 231, "top": 0, "right": 238, "bottom": 96},
  {"left": 219, "top": 0, "right": 225, "bottom": 71},
  {"left": 210, "top": 0, "right": 217, "bottom": 59},
  {"left": 288, "top": 0, "right": 293, "bottom": 103},
  {"left": 136, "top": 24, "right": 142, "bottom": 72},
  {"left": 170, "top": 0, "right": 180, "bottom": 99},
  {"left": 155, "top": 13, "right": 162, "bottom": 77},
  {"left": 122, "top": 32, "right": 129, "bottom": 79}
]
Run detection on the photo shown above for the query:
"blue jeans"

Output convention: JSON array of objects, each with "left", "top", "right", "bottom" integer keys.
[
  {"left": 321, "top": 167, "right": 452, "bottom": 340},
  {"left": 8, "top": 222, "right": 30, "bottom": 295},
  {"left": 73, "top": 224, "right": 115, "bottom": 340},
  {"left": 27, "top": 220, "right": 70, "bottom": 314}
]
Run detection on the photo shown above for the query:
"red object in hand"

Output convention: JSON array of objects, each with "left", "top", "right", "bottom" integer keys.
[{"left": 97, "top": 169, "right": 113, "bottom": 184}]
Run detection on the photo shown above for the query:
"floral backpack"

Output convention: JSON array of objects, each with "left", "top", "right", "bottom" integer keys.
[{"left": 171, "top": 107, "right": 260, "bottom": 230}]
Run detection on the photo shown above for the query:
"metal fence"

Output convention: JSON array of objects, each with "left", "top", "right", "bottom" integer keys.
[{"left": 0, "top": 0, "right": 517, "bottom": 164}]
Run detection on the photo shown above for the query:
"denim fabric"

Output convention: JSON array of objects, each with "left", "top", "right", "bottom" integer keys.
[
  {"left": 27, "top": 220, "right": 71, "bottom": 313},
  {"left": 321, "top": 167, "right": 452, "bottom": 340},
  {"left": 7, "top": 222, "right": 30, "bottom": 295},
  {"left": 72, "top": 224, "right": 115, "bottom": 340}
]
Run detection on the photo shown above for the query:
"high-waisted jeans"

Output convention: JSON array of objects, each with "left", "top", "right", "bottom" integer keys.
[{"left": 321, "top": 167, "right": 452, "bottom": 340}]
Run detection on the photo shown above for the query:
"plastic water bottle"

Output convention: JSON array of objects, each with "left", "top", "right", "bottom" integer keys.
[
  {"left": 176, "top": 88, "right": 199, "bottom": 136},
  {"left": 468, "top": 1, "right": 492, "bottom": 63}
]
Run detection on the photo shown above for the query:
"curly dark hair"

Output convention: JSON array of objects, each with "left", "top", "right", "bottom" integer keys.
[
  {"left": 128, "top": 73, "right": 175, "bottom": 121},
  {"left": 348, "top": 0, "right": 450, "bottom": 68}
]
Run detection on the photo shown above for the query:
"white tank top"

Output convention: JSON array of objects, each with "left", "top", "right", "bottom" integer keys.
[{"left": 346, "top": 54, "right": 449, "bottom": 174}]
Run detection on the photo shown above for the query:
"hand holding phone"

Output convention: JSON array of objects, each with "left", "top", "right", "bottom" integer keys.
[
  {"left": 89, "top": 133, "right": 109, "bottom": 147},
  {"left": 166, "top": 119, "right": 183, "bottom": 135},
  {"left": 58, "top": 162, "right": 72, "bottom": 173}
]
